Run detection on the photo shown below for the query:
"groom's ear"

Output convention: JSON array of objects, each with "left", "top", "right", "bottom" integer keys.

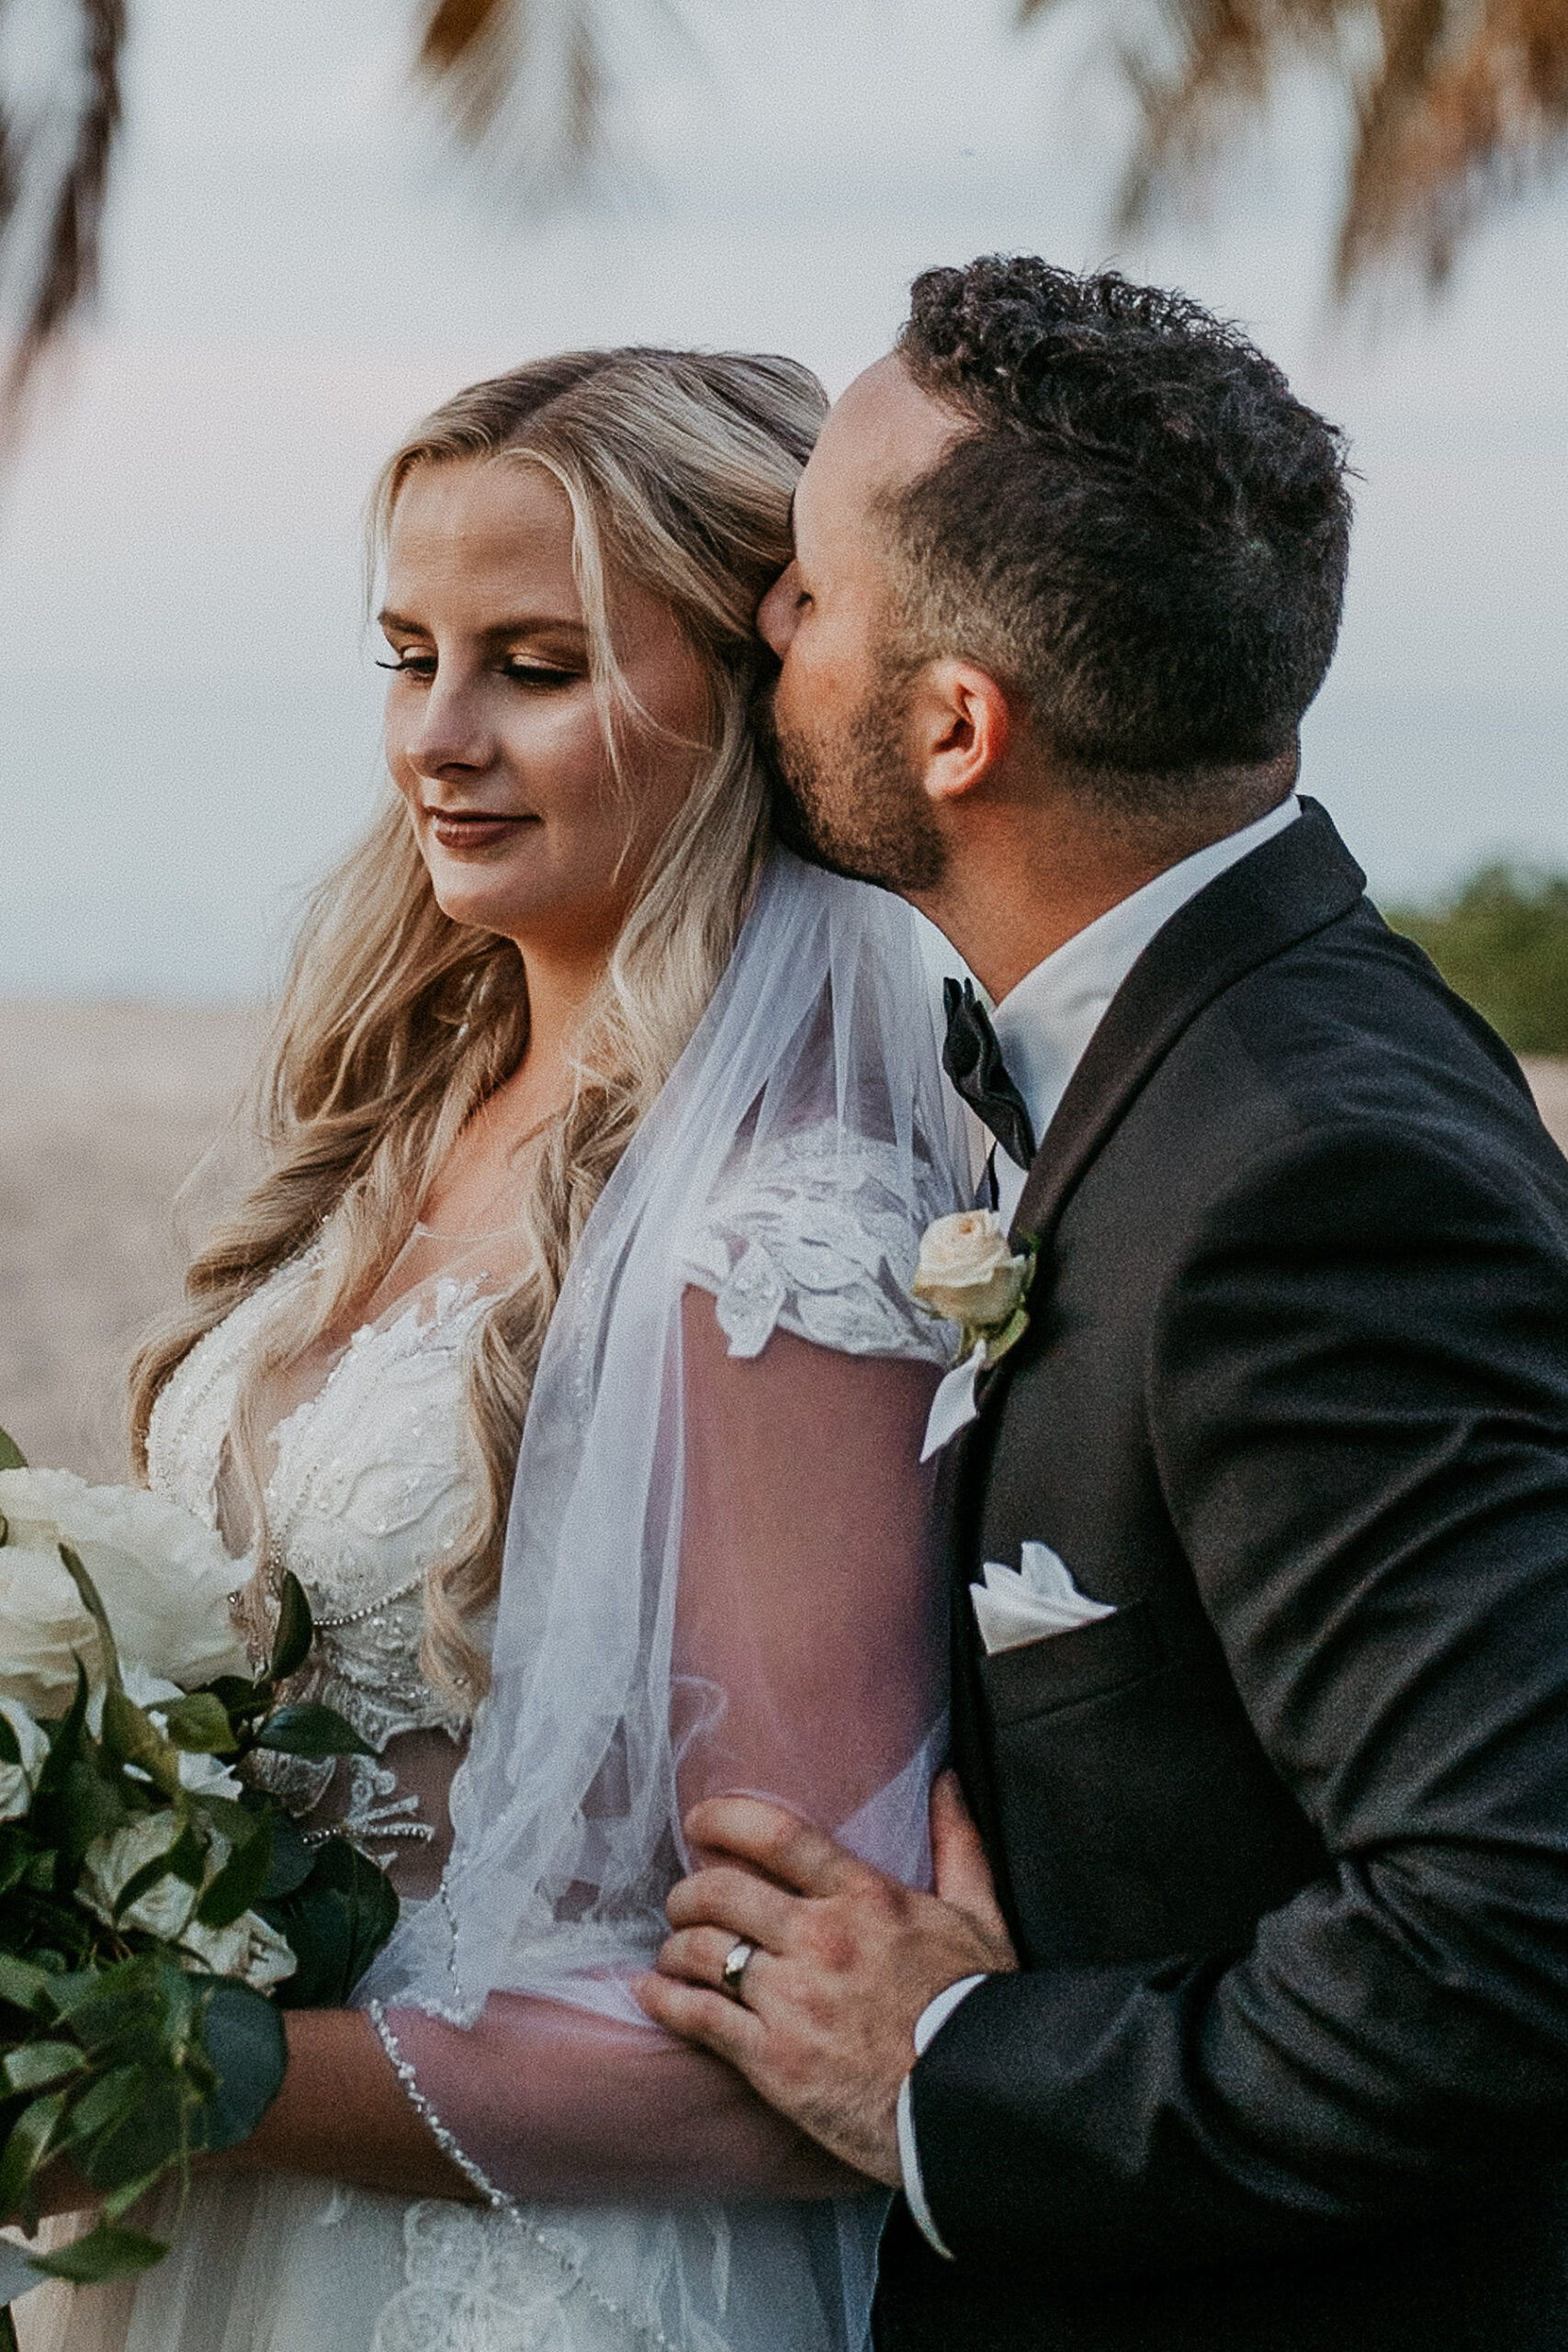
[{"left": 914, "top": 659, "right": 1014, "bottom": 808}]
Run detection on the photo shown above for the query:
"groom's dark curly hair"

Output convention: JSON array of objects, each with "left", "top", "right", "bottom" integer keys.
[{"left": 890, "top": 256, "right": 1353, "bottom": 804}]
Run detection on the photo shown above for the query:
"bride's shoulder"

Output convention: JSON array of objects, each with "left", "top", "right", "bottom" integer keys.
[{"left": 678, "top": 1120, "right": 956, "bottom": 1367}]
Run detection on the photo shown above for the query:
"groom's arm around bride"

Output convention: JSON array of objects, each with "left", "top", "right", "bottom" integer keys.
[{"left": 641, "top": 257, "right": 1568, "bottom": 2352}]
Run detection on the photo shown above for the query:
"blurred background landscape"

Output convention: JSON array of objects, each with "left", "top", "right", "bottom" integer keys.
[{"left": 0, "top": 0, "right": 1564, "bottom": 1477}]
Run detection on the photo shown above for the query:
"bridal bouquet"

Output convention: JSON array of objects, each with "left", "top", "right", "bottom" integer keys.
[{"left": 0, "top": 1427, "right": 397, "bottom": 2327}]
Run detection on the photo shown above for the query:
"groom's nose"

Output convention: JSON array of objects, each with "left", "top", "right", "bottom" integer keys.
[{"left": 758, "top": 562, "right": 803, "bottom": 657}]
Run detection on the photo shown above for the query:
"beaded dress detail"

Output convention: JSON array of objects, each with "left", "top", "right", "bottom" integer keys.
[{"left": 147, "top": 1244, "right": 487, "bottom": 1876}]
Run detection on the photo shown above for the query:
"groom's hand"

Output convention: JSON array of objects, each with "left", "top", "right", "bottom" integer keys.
[{"left": 637, "top": 1770, "right": 1016, "bottom": 2185}]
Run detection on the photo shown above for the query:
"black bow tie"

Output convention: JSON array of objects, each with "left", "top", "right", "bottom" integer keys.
[{"left": 942, "top": 978, "right": 1037, "bottom": 1171}]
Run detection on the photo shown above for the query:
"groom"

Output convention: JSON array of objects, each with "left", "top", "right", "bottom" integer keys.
[{"left": 637, "top": 255, "right": 1568, "bottom": 2348}]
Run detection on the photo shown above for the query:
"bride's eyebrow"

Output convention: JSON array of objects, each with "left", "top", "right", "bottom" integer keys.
[{"left": 375, "top": 607, "right": 588, "bottom": 646}]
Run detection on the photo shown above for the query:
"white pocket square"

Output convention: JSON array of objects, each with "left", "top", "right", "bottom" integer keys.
[{"left": 970, "top": 1542, "right": 1116, "bottom": 1657}]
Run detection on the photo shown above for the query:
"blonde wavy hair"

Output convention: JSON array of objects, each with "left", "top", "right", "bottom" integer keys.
[{"left": 130, "top": 346, "right": 827, "bottom": 1704}]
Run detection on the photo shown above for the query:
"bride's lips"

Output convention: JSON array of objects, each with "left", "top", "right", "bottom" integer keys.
[{"left": 423, "top": 807, "right": 537, "bottom": 853}]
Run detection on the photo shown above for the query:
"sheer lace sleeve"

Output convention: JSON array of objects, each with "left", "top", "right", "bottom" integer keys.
[{"left": 374, "top": 1288, "right": 944, "bottom": 2205}]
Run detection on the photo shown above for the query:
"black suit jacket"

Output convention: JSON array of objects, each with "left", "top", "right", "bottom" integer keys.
[{"left": 876, "top": 802, "right": 1568, "bottom": 2351}]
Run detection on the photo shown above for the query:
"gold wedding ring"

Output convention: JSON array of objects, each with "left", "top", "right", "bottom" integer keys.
[{"left": 719, "top": 1939, "right": 755, "bottom": 2005}]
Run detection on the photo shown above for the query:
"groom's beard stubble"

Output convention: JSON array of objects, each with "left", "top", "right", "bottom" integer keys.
[{"left": 756, "top": 672, "right": 947, "bottom": 898}]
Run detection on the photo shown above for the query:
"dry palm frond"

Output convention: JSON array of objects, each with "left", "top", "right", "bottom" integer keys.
[
  {"left": 414, "top": 0, "right": 614, "bottom": 209},
  {"left": 0, "top": 0, "right": 123, "bottom": 437},
  {"left": 1022, "top": 0, "right": 1568, "bottom": 289}
]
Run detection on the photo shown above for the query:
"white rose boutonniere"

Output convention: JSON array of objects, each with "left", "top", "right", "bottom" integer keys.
[{"left": 911, "top": 1208, "right": 1035, "bottom": 1364}]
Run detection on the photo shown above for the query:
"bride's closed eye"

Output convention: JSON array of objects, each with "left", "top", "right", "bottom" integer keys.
[{"left": 375, "top": 651, "right": 582, "bottom": 688}]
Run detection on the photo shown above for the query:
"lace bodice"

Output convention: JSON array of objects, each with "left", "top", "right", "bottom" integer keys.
[{"left": 147, "top": 1249, "right": 494, "bottom": 1867}]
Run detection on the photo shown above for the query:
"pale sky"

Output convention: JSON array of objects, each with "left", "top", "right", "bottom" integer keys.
[{"left": 1, "top": 0, "right": 1564, "bottom": 996}]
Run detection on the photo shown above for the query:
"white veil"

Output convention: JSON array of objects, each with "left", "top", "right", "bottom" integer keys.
[{"left": 359, "top": 849, "right": 968, "bottom": 2350}]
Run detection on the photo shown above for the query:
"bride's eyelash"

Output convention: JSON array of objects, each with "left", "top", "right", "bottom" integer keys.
[{"left": 374, "top": 656, "right": 580, "bottom": 685}]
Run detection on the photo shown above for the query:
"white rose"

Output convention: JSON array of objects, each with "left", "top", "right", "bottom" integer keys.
[
  {"left": 78, "top": 1810, "right": 201, "bottom": 1939},
  {"left": 0, "top": 1468, "right": 250, "bottom": 1713},
  {"left": 79, "top": 1810, "right": 296, "bottom": 1991},
  {"left": 911, "top": 1210, "right": 1030, "bottom": 1330},
  {"left": 179, "top": 1910, "right": 297, "bottom": 1993},
  {"left": 0, "top": 1695, "right": 49, "bottom": 1822}
]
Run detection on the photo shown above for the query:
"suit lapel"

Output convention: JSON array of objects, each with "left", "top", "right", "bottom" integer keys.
[{"left": 1008, "top": 797, "right": 1365, "bottom": 1258}]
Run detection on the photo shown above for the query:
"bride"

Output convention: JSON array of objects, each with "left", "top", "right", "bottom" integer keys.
[{"left": 22, "top": 346, "right": 966, "bottom": 2352}]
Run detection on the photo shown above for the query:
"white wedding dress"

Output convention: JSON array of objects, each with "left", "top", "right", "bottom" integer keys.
[{"left": 17, "top": 856, "right": 965, "bottom": 2352}]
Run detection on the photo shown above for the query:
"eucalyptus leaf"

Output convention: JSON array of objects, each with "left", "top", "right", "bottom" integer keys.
[
  {"left": 0, "top": 1424, "right": 25, "bottom": 1472},
  {"left": 190, "top": 1979, "right": 287, "bottom": 2152},
  {"left": 157, "top": 1693, "right": 239, "bottom": 1756},
  {"left": 0, "top": 2235, "right": 43, "bottom": 2306},
  {"left": 252, "top": 1702, "right": 374, "bottom": 1760},
  {"left": 28, "top": 2222, "right": 167, "bottom": 2285},
  {"left": 268, "top": 1572, "right": 314, "bottom": 1685}
]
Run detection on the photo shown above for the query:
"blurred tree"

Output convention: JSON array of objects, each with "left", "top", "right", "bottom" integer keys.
[
  {"left": 1036, "top": 0, "right": 1568, "bottom": 294},
  {"left": 3, "top": 0, "right": 1567, "bottom": 425},
  {"left": 0, "top": 0, "right": 120, "bottom": 436},
  {"left": 1387, "top": 865, "right": 1568, "bottom": 1053}
]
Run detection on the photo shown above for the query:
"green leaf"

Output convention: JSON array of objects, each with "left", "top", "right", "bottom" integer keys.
[
  {"left": 75, "top": 2067, "right": 185, "bottom": 2191},
  {"left": 57, "top": 1753, "right": 131, "bottom": 1860},
  {"left": 0, "top": 1953, "right": 58, "bottom": 2019},
  {"left": 54, "top": 1544, "right": 120, "bottom": 1692},
  {"left": 199, "top": 1675, "right": 270, "bottom": 1720},
  {"left": 259, "top": 1834, "right": 398, "bottom": 2008},
  {"left": 255, "top": 1808, "right": 314, "bottom": 1901},
  {"left": 0, "top": 1424, "right": 26, "bottom": 1471},
  {"left": 28, "top": 2223, "right": 167, "bottom": 2285},
  {"left": 66, "top": 2064, "right": 147, "bottom": 2146},
  {"left": 0, "top": 2240, "right": 41, "bottom": 2312},
  {"left": 268, "top": 1572, "right": 314, "bottom": 1684},
  {"left": 253, "top": 1702, "right": 374, "bottom": 1760},
  {"left": 981, "top": 1301, "right": 1031, "bottom": 1367},
  {"left": 0, "top": 2090, "right": 67, "bottom": 2216},
  {"left": 101, "top": 1688, "right": 182, "bottom": 1798},
  {"left": 157, "top": 1692, "right": 240, "bottom": 1756},
  {"left": 2, "top": 2042, "right": 85, "bottom": 2094},
  {"left": 34, "top": 1663, "right": 92, "bottom": 1797},
  {"left": 189, "top": 1978, "right": 288, "bottom": 2153},
  {"left": 0, "top": 1827, "right": 36, "bottom": 1898},
  {"left": 0, "top": 1713, "right": 18, "bottom": 1767},
  {"left": 195, "top": 1812, "right": 274, "bottom": 1931}
]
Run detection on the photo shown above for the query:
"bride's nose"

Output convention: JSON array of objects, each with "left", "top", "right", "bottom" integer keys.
[{"left": 400, "top": 673, "right": 493, "bottom": 778}]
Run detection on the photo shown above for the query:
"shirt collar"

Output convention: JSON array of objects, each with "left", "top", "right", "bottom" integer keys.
[{"left": 989, "top": 794, "right": 1301, "bottom": 1166}]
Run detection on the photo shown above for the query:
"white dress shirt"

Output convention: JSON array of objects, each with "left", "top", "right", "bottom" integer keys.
[{"left": 898, "top": 791, "right": 1301, "bottom": 2257}]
